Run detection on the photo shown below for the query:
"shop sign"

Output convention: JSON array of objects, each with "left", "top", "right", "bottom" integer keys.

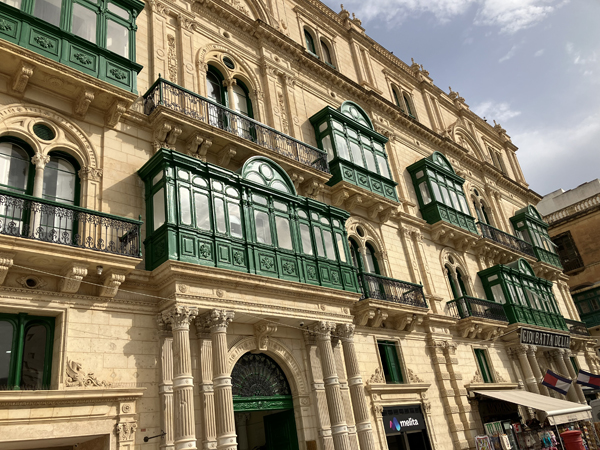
[
  {"left": 382, "top": 406, "right": 426, "bottom": 435},
  {"left": 519, "top": 328, "right": 570, "bottom": 349}
]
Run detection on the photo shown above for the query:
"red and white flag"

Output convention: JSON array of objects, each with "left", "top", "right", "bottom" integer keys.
[
  {"left": 576, "top": 369, "right": 600, "bottom": 388},
  {"left": 541, "top": 369, "right": 572, "bottom": 395}
]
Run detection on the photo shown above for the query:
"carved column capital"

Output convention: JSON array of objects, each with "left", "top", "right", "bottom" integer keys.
[
  {"left": 31, "top": 152, "right": 50, "bottom": 169},
  {"left": 78, "top": 166, "right": 103, "bottom": 182},
  {"left": 526, "top": 345, "right": 537, "bottom": 357},
  {"left": 335, "top": 323, "right": 355, "bottom": 341},
  {"left": 116, "top": 421, "right": 138, "bottom": 442},
  {"left": 222, "top": 78, "right": 237, "bottom": 88},
  {"left": 310, "top": 321, "right": 336, "bottom": 340},
  {"left": 202, "top": 309, "right": 234, "bottom": 332},
  {"left": 162, "top": 305, "right": 199, "bottom": 331}
]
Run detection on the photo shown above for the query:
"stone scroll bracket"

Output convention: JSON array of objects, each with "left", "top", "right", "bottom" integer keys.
[
  {"left": 98, "top": 268, "right": 128, "bottom": 299},
  {"left": 59, "top": 262, "right": 88, "bottom": 294},
  {"left": 0, "top": 253, "right": 15, "bottom": 285}
]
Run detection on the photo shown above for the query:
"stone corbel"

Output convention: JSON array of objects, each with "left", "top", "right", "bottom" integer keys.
[
  {"left": 394, "top": 313, "right": 423, "bottom": 332},
  {"left": 367, "top": 204, "right": 384, "bottom": 221},
  {"left": 345, "top": 194, "right": 363, "bottom": 211},
  {"left": 105, "top": 99, "right": 128, "bottom": 127},
  {"left": 98, "top": 269, "right": 127, "bottom": 298},
  {"left": 153, "top": 120, "right": 172, "bottom": 151},
  {"left": 370, "top": 309, "right": 388, "bottom": 328},
  {"left": 165, "top": 126, "right": 182, "bottom": 147},
  {"left": 289, "top": 172, "right": 305, "bottom": 192},
  {"left": 73, "top": 88, "right": 96, "bottom": 119},
  {"left": 185, "top": 133, "right": 204, "bottom": 158},
  {"left": 254, "top": 322, "right": 278, "bottom": 351},
  {"left": 11, "top": 61, "right": 35, "bottom": 94},
  {"left": 378, "top": 206, "right": 395, "bottom": 224},
  {"left": 58, "top": 262, "right": 88, "bottom": 294},
  {"left": 218, "top": 144, "right": 236, "bottom": 167},
  {"left": 301, "top": 179, "right": 324, "bottom": 199},
  {"left": 354, "top": 308, "right": 375, "bottom": 326},
  {"left": 0, "top": 253, "right": 14, "bottom": 285},
  {"left": 331, "top": 189, "right": 349, "bottom": 207},
  {"left": 198, "top": 137, "right": 213, "bottom": 161}
]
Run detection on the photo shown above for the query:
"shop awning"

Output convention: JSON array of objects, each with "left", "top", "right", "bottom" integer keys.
[{"left": 474, "top": 390, "right": 592, "bottom": 425}]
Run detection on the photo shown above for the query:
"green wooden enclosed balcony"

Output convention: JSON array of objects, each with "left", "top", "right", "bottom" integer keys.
[
  {"left": 574, "top": 286, "right": 600, "bottom": 329},
  {"left": 139, "top": 149, "right": 360, "bottom": 293},
  {"left": 0, "top": 189, "right": 142, "bottom": 257},
  {"left": 142, "top": 78, "right": 329, "bottom": 174},
  {"left": 0, "top": 0, "right": 143, "bottom": 93},
  {"left": 359, "top": 272, "right": 427, "bottom": 308}
]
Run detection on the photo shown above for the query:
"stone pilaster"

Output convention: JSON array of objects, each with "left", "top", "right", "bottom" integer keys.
[
  {"left": 195, "top": 319, "right": 217, "bottom": 450},
  {"left": 203, "top": 309, "right": 236, "bottom": 450},
  {"left": 303, "top": 328, "right": 335, "bottom": 450},
  {"left": 331, "top": 335, "right": 359, "bottom": 450},
  {"left": 336, "top": 324, "right": 376, "bottom": 450},
  {"left": 158, "top": 317, "right": 175, "bottom": 450},
  {"left": 311, "top": 321, "right": 350, "bottom": 450},
  {"left": 162, "top": 305, "right": 199, "bottom": 450},
  {"left": 547, "top": 349, "right": 579, "bottom": 403},
  {"left": 563, "top": 350, "right": 586, "bottom": 404},
  {"left": 525, "top": 346, "right": 549, "bottom": 396}
]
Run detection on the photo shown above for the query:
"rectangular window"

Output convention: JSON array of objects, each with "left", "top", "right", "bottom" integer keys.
[
  {"left": 254, "top": 210, "right": 272, "bottom": 245},
  {"left": 194, "top": 192, "right": 210, "bottom": 231},
  {"left": 72, "top": 3, "right": 97, "bottom": 43},
  {"left": 214, "top": 198, "right": 226, "bottom": 234},
  {"left": 152, "top": 188, "right": 165, "bottom": 231},
  {"left": 299, "top": 224, "right": 313, "bottom": 255},
  {"left": 228, "top": 202, "right": 243, "bottom": 238},
  {"left": 322, "top": 230, "right": 336, "bottom": 261},
  {"left": 179, "top": 187, "right": 192, "bottom": 225},
  {"left": 34, "top": 0, "right": 62, "bottom": 27},
  {"left": 377, "top": 341, "right": 403, "bottom": 384},
  {"left": 106, "top": 19, "right": 129, "bottom": 58},
  {"left": 475, "top": 349, "right": 493, "bottom": 383},
  {"left": 275, "top": 216, "right": 293, "bottom": 250}
]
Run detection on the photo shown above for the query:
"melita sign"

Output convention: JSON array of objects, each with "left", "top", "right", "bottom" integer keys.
[{"left": 382, "top": 406, "right": 426, "bottom": 435}]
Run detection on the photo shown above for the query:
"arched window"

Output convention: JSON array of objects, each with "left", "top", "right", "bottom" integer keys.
[
  {"left": 0, "top": 140, "right": 33, "bottom": 194},
  {"left": 472, "top": 189, "right": 492, "bottom": 226},
  {"left": 321, "top": 40, "right": 334, "bottom": 67},
  {"left": 232, "top": 80, "right": 255, "bottom": 141},
  {"left": 392, "top": 88, "right": 402, "bottom": 109},
  {"left": 364, "top": 243, "right": 379, "bottom": 274},
  {"left": 403, "top": 94, "right": 415, "bottom": 118},
  {"left": 206, "top": 67, "right": 226, "bottom": 106},
  {"left": 304, "top": 29, "right": 316, "bottom": 55}
]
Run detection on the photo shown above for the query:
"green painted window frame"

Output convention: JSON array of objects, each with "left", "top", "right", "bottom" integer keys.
[
  {"left": 0, "top": 137, "right": 35, "bottom": 195},
  {"left": 2, "top": 0, "right": 141, "bottom": 60},
  {"left": 407, "top": 152, "right": 477, "bottom": 234},
  {"left": 377, "top": 340, "right": 404, "bottom": 384},
  {"left": 510, "top": 205, "right": 561, "bottom": 268},
  {"left": 304, "top": 28, "right": 317, "bottom": 56},
  {"left": 478, "top": 258, "right": 567, "bottom": 331},
  {"left": 309, "top": 102, "right": 398, "bottom": 202},
  {"left": 474, "top": 348, "right": 493, "bottom": 383},
  {"left": 0, "top": 312, "right": 55, "bottom": 390},
  {"left": 574, "top": 287, "right": 600, "bottom": 326}
]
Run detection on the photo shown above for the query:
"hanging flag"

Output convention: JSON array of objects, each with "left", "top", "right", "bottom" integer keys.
[
  {"left": 576, "top": 369, "right": 600, "bottom": 388},
  {"left": 541, "top": 369, "right": 572, "bottom": 395}
]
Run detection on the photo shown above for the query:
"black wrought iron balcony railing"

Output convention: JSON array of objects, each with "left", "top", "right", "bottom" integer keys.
[
  {"left": 478, "top": 222, "right": 535, "bottom": 257},
  {"left": 359, "top": 272, "right": 428, "bottom": 308},
  {"left": 0, "top": 191, "right": 142, "bottom": 257},
  {"left": 447, "top": 296, "right": 508, "bottom": 322},
  {"left": 565, "top": 318, "right": 590, "bottom": 336},
  {"left": 143, "top": 78, "right": 329, "bottom": 174}
]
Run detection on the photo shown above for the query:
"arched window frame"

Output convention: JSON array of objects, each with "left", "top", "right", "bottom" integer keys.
[
  {"left": 471, "top": 188, "right": 494, "bottom": 227},
  {"left": 319, "top": 38, "right": 336, "bottom": 69},
  {"left": 43, "top": 150, "right": 82, "bottom": 207},
  {"left": 304, "top": 28, "right": 317, "bottom": 56},
  {"left": 391, "top": 86, "right": 403, "bottom": 111},
  {"left": 407, "top": 152, "right": 477, "bottom": 234},
  {"left": 206, "top": 65, "right": 228, "bottom": 107},
  {"left": 443, "top": 255, "right": 471, "bottom": 300},
  {"left": 402, "top": 92, "right": 417, "bottom": 119},
  {"left": 0, "top": 137, "right": 35, "bottom": 195}
]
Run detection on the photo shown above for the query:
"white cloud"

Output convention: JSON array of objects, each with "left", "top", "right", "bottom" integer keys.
[
  {"left": 334, "top": 0, "right": 567, "bottom": 33},
  {"left": 499, "top": 45, "right": 519, "bottom": 62},
  {"left": 473, "top": 101, "right": 521, "bottom": 122},
  {"left": 534, "top": 49, "right": 545, "bottom": 57}
]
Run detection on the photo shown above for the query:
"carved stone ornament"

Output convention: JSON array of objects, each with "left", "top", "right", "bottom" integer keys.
[
  {"left": 162, "top": 305, "right": 199, "bottom": 330},
  {"left": 254, "top": 322, "right": 277, "bottom": 351},
  {"left": 470, "top": 369, "right": 483, "bottom": 384},
  {"left": 202, "top": 309, "right": 234, "bottom": 332},
  {"left": 58, "top": 262, "right": 88, "bottom": 294},
  {"left": 17, "top": 275, "right": 47, "bottom": 290},
  {"left": 494, "top": 370, "right": 506, "bottom": 383},
  {"left": 335, "top": 323, "right": 355, "bottom": 341},
  {"left": 368, "top": 368, "right": 385, "bottom": 385},
  {"left": 406, "top": 368, "right": 424, "bottom": 383},
  {"left": 116, "top": 421, "right": 137, "bottom": 442},
  {"left": 65, "top": 359, "right": 112, "bottom": 388}
]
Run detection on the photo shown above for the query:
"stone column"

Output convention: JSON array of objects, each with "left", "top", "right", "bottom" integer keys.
[
  {"left": 31, "top": 152, "right": 50, "bottom": 198},
  {"left": 514, "top": 345, "right": 540, "bottom": 394},
  {"left": 548, "top": 349, "right": 579, "bottom": 403},
  {"left": 203, "top": 309, "right": 236, "bottom": 450},
  {"left": 223, "top": 79, "right": 237, "bottom": 108},
  {"left": 162, "top": 305, "right": 199, "bottom": 450},
  {"left": 526, "top": 346, "right": 550, "bottom": 396},
  {"left": 336, "top": 324, "right": 376, "bottom": 450},
  {"left": 158, "top": 317, "right": 175, "bottom": 450},
  {"left": 563, "top": 351, "right": 587, "bottom": 404},
  {"left": 311, "top": 321, "right": 350, "bottom": 450},
  {"left": 195, "top": 320, "right": 217, "bottom": 450}
]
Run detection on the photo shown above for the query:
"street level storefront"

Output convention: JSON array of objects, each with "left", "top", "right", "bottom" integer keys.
[
  {"left": 473, "top": 389, "right": 597, "bottom": 449},
  {"left": 382, "top": 405, "right": 432, "bottom": 450}
]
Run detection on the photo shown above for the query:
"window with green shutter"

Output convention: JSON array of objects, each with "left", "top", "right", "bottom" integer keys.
[
  {"left": 407, "top": 152, "right": 477, "bottom": 234},
  {"left": 377, "top": 340, "right": 404, "bottom": 384},
  {"left": 474, "top": 349, "right": 493, "bottom": 383}
]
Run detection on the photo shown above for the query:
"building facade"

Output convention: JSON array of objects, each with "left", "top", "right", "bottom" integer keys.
[
  {"left": 539, "top": 180, "right": 600, "bottom": 336},
  {"left": 0, "top": 0, "right": 597, "bottom": 449}
]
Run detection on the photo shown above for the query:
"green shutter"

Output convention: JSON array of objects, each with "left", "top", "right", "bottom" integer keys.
[
  {"left": 378, "top": 341, "right": 404, "bottom": 384},
  {"left": 475, "top": 349, "right": 493, "bottom": 383}
]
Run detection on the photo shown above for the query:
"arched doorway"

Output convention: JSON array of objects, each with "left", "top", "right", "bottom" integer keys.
[{"left": 232, "top": 352, "right": 300, "bottom": 450}]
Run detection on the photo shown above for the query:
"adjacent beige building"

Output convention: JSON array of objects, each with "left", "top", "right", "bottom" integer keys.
[{"left": 0, "top": 1, "right": 597, "bottom": 450}]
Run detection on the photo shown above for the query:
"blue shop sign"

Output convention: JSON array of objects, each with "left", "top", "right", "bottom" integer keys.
[{"left": 382, "top": 405, "right": 427, "bottom": 436}]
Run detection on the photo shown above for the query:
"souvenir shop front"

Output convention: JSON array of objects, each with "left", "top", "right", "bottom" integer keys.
[
  {"left": 382, "top": 405, "right": 432, "bottom": 450},
  {"left": 473, "top": 390, "right": 598, "bottom": 450}
]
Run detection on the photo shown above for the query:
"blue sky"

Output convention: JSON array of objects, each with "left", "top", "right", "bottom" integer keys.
[{"left": 321, "top": 0, "right": 600, "bottom": 196}]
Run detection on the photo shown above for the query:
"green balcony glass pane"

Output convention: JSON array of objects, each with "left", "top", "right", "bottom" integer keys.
[
  {"left": 72, "top": 3, "right": 97, "bottom": 43},
  {"left": 376, "top": 155, "right": 390, "bottom": 178},
  {"left": 275, "top": 216, "right": 292, "bottom": 250},
  {"left": 194, "top": 193, "right": 210, "bottom": 231},
  {"left": 179, "top": 187, "right": 192, "bottom": 225},
  {"left": 214, "top": 198, "right": 226, "bottom": 234},
  {"left": 334, "top": 134, "right": 349, "bottom": 160},
  {"left": 323, "top": 230, "right": 335, "bottom": 261},
  {"left": 153, "top": 188, "right": 165, "bottom": 230},
  {"left": 1, "top": 0, "right": 22, "bottom": 8},
  {"left": 106, "top": 19, "right": 129, "bottom": 58},
  {"left": 349, "top": 141, "right": 363, "bottom": 167},
  {"left": 108, "top": 2, "right": 129, "bottom": 19},
  {"left": 254, "top": 210, "right": 271, "bottom": 245},
  {"left": 228, "top": 202, "right": 242, "bottom": 238},
  {"left": 299, "top": 224, "right": 313, "bottom": 255},
  {"left": 364, "top": 149, "right": 376, "bottom": 172},
  {"left": 336, "top": 233, "right": 347, "bottom": 263},
  {"left": 34, "top": 0, "right": 61, "bottom": 27},
  {"left": 313, "top": 226, "right": 325, "bottom": 257}
]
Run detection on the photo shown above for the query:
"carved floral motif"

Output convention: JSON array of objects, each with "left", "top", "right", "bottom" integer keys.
[{"left": 65, "top": 359, "right": 112, "bottom": 387}]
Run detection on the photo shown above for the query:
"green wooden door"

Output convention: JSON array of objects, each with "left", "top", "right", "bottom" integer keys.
[{"left": 264, "top": 410, "right": 299, "bottom": 450}]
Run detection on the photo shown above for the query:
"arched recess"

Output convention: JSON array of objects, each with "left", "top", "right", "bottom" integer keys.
[
  {"left": 240, "top": 156, "right": 297, "bottom": 195},
  {"left": 448, "top": 123, "right": 485, "bottom": 162},
  {"left": 440, "top": 247, "right": 473, "bottom": 299},
  {"left": 346, "top": 216, "right": 390, "bottom": 276},
  {"left": 227, "top": 336, "right": 310, "bottom": 444},
  {"left": 196, "top": 44, "right": 264, "bottom": 121},
  {"left": 340, "top": 101, "right": 374, "bottom": 130},
  {"left": 0, "top": 104, "right": 101, "bottom": 210}
]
